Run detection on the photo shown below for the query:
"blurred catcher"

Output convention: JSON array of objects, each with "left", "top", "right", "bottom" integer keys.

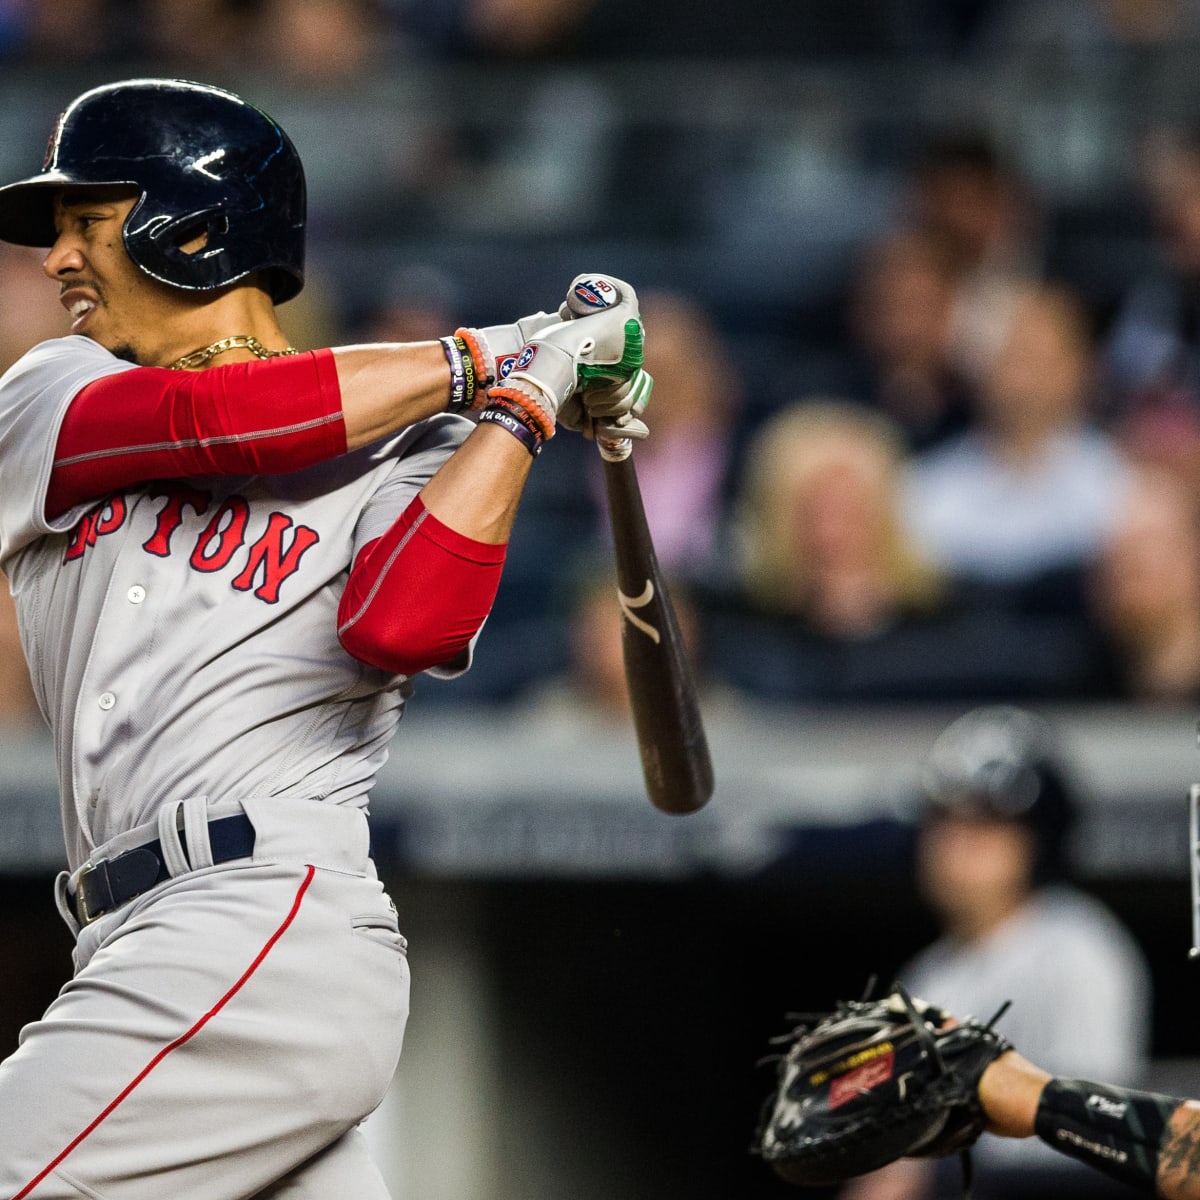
[
  {"left": 756, "top": 706, "right": 1156, "bottom": 1200},
  {"left": 756, "top": 987, "right": 1200, "bottom": 1200},
  {"left": 755, "top": 985, "right": 1012, "bottom": 1191}
]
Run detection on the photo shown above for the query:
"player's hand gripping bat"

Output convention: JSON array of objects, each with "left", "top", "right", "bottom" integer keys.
[{"left": 563, "top": 278, "right": 715, "bottom": 815}]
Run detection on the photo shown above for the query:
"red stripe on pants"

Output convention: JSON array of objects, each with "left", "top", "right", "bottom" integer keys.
[{"left": 14, "top": 864, "right": 317, "bottom": 1199}]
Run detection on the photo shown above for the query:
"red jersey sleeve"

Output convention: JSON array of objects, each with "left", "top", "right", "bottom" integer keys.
[
  {"left": 337, "top": 495, "right": 506, "bottom": 676},
  {"left": 46, "top": 349, "right": 346, "bottom": 519}
]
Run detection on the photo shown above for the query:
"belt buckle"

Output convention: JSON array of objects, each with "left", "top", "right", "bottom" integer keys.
[{"left": 75, "top": 857, "right": 109, "bottom": 926}]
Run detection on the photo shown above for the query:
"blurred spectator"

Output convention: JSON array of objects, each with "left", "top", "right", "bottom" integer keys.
[
  {"left": 585, "top": 289, "right": 743, "bottom": 583},
  {"left": 102, "top": 0, "right": 410, "bottom": 80},
  {"left": 351, "top": 263, "right": 461, "bottom": 346},
  {"left": 700, "top": 403, "right": 1089, "bottom": 700},
  {"left": 908, "top": 133, "right": 1037, "bottom": 282},
  {"left": 249, "top": 0, "right": 394, "bottom": 84},
  {"left": 445, "top": 0, "right": 902, "bottom": 59},
  {"left": 0, "top": 582, "right": 38, "bottom": 729},
  {"left": 903, "top": 132, "right": 1045, "bottom": 383},
  {"left": 706, "top": 398, "right": 1108, "bottom": 702},
  {"left": 902, "top": 281, "right": 1134, "bottom": 592},
  {"left": 0, "top": 0, "right": 125, "bottom": 64},
  {"left": 1085, "top": 462, "right": 1200, "bottom": 702},
  {"left": 517, "top": 563, "right": 725, "bottom": 730},
  {"left": 0, "top": 244, "right": 68, "bottom": 371},
  {"left": 458, "top": 0, "right": 595, "bottom": 56},
  {"left": 842, "top": 229, "right": 976, "bottom": 452},
  {"left": 544, "top": 570, "right": 637, "bottom": 723},
  {"left": 730, "top": 401, "right": 943, "bottom": 638},
  {"left": 841, "top": 706, "right": 1150, "bottom": 1200},
  {"left": 1103, "top": 123, "right": 1200, "bottom": 493},
  {"left": 134, "top": 0, "right": 260, "bottom": 73}
]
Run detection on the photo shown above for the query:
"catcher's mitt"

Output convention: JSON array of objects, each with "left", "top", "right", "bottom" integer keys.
[{"left": 753, "top": 984, "right": 1012, "bottom": 1191}]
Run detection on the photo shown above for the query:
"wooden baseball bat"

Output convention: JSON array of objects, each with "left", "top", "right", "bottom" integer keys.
[{"left": 601, "top": 449, "right": 714, "bottom": 815}]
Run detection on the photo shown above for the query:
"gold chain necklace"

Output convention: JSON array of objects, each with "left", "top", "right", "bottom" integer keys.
[{"left": 167, "top": 335, "right": 299, "bottom": 371}]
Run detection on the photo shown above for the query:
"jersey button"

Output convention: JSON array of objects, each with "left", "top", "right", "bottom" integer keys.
[
  {"left": 98, "top": 692, "right": 116, "bottom": 710},
  {"left": 127, "top": 585, "right": 146, "bottom": 604}
]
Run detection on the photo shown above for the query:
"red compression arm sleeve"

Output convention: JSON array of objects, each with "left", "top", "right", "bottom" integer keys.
[
  {"left": 337, "top": 495, "right": 507, "bottom": 676},
  {"left": 46, "top": 350, "right": 345, "bottom": 519}
]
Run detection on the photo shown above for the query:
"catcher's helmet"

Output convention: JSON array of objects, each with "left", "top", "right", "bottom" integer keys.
[
  {"left": 0, "top": 78, "right": 305, "bottom": 304},
  {"left": 920, "top": 705, "right": 1076, "bottom": 881}
]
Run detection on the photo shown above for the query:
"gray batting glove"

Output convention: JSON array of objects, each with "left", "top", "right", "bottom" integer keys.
[
  {"left": 456, "top": 310, "right": 561, "bottom": 393},
  {"left": 560, "top": 367, "right": 652, "bottom": 441},
  {"left": 553, "top": 273, "right": 648, "bottom": 437},
  {"left": 490, "top": 289, "right": 644, "bottom": 429},
  {"left": 557, "top": 274, "right": 645, "bottom": 389}
]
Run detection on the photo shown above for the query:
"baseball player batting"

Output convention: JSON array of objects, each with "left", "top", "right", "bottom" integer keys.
[{"left": 0, "top": 78, "right": 650, "bottom": 1198}]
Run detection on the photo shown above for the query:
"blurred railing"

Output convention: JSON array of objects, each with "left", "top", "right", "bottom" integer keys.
[{"left": 2, "top": 701, "right": 1196, "bottom": 880}]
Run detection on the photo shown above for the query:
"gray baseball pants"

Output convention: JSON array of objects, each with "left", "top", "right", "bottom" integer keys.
[{"left": 0, "top": 797, "right": 409, "bottom": 1198}]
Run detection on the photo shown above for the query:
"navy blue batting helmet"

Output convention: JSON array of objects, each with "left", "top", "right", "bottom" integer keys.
[
  {"left": 920, "top": 705, "right": 1077, "bottom": 882},
  {"left": 0, "top": 78, "right": 305, "bottom": 304}
]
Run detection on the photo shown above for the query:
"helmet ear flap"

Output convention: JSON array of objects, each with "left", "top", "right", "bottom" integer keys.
[
  {"left": 129, "top": 206, "right": 247, "bottom": 290},
  {"left": 181, "top": 211, "right": 227, "bottom": 241},
  {"left": 176, "top": 212, "right": 230, "bottom": 259}
]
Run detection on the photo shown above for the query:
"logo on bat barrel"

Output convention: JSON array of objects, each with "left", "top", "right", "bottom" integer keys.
[{"left": 617, "top": 580, "right": 660, "bottom": 643}]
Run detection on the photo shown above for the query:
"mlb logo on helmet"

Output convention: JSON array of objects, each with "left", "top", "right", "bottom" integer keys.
[
  {"left": 514, "top": 345, "right": 536, "bottom": 371},
  {"left": 573, "top": 278, "right": 616, "bottom": 309}
]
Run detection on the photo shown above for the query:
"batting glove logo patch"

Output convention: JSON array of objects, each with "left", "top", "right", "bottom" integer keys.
[
  {"left": 572, "top": 279, "right": 617, "bottom": 310},
  {"left": 496, "top": 353, "right": 518, "bottom": 380},
  {"left": 514, "top": 345, "right": 537, "bottom": 371}
]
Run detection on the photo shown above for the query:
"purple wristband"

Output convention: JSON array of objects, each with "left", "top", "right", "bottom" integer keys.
[{"left": 478, "top": 405, "right": 543, "bottom": 457}]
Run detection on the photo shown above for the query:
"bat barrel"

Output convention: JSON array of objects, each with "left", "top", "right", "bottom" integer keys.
[{"left": 602, "top": 454, "right": 715, "bottom": 815}]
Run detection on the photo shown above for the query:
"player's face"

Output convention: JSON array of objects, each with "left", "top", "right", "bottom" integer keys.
[
  {"left": 44, "top": 187, "right": 198, "bottom": 365},
  {"left": 917, "top": 814, "right": 1036, "bottom": 935}
]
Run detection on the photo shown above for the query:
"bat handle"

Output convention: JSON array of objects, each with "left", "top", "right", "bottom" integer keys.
[{"left": 596, "top": 433, "right": 633, "bottom": 463}]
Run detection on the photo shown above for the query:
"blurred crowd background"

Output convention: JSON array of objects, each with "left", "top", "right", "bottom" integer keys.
[
  {"left": 5, "top": 1, "right": 1200, "bottom": 718},
  {"left": 7, "top": 4, "right": 1200, "bottom": 1198},
  {"left": 6, "top": 1, "right": 1200, "bottom": 715}
]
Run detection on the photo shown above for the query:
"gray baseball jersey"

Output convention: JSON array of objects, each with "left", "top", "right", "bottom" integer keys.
[{"left": 0, "top": 335, "right": 473, "bottom": 1197}]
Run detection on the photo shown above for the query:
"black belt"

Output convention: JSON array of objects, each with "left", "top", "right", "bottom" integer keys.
[{"left": 72, "top": 813, "right": 256, "bottom": 926}]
